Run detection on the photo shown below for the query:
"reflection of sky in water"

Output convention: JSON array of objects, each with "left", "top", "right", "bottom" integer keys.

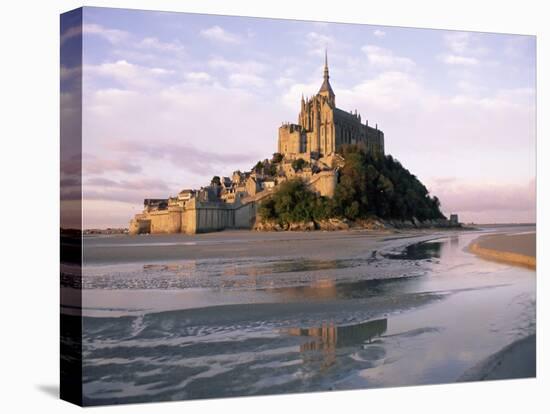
[{"left": 77, "top": 228, "right": 536, "bottom": 404}]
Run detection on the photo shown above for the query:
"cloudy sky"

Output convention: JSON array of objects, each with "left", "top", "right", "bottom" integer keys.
[{"left": 64, "top": 7, "right": 536, "bottom": 227}]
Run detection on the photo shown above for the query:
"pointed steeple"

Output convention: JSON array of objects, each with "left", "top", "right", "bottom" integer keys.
[
  {"left": 324, "top": 49, "right": 329, "bottom": 80},
  {"left": 318, "top": 49, "right": 335, "bottom": 104}
]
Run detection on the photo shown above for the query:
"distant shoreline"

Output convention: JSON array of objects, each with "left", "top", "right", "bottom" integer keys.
[{"left": 468, "top": 232, "right": 536, "bottom": 269}]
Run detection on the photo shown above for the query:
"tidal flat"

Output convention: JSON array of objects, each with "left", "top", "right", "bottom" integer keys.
[{"left": 62, "top": 226, "right": 536, "bottom": 405}]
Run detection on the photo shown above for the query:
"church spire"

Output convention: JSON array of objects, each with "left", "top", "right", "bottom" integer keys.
[
  {"left": 324, "top": 49, "right": 329, "bottom": 81},
  {"left": 318, "top": 49, "right": 335, "bottom": 104}
]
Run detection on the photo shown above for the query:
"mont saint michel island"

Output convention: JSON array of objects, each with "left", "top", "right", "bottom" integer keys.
[{"left": 129, "top": 53, "right": 457, "bottom": 235}]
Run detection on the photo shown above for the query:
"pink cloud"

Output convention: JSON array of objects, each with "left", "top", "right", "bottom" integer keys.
[
  {"left": 84, "top": 177, "right": 173, "bottom": 204},
  {"left": 427, "top": 178, "right": 536, "bottom": 223},
  {"left": 107, "top": 140, "right": 258, "bottom": 176},
  {"left": 83, "top": 154, "right": 142, "bottom": 175}
]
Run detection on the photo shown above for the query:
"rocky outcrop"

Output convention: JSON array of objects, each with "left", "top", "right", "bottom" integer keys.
[
  {"left": 384, "top": 217, "right": 462, "bottom": 229},
  {"left": 254, "top": 216, "right": 461, "bottom": 232},
  {"left": 289, "top": 221, "right": 316, "bottom": 231},
  {"left": 354, "top": 217, "right": 387, "bottom": 230},
  {"left": 316, "top": 218, "right": 350, "bottom": 231},
  {"left": 253, "top": 220, "right": 283, "bottom": 232}
]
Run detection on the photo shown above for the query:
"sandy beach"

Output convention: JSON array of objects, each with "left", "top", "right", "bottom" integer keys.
[
  {"left": 462, "top": 230, "right": 536, "bottom": 382},
  {"left": 83, "top": 229, "right": 394, "bottom": 264},
  {"left": 469, "top": 232, "right": 536, "bottom": 269}
]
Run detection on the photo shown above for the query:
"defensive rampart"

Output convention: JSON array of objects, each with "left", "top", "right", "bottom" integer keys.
[{"left": 129, "top": 173, "right": 336, "bottom": 235}]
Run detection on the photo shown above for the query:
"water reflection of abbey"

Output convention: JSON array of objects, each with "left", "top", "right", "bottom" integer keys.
[{"left": 286, "top": 318, "right": 388, "bottom": 369}]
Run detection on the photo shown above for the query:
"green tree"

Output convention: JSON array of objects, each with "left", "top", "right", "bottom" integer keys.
[
  {"left": 258, "top": 197, "right": 276, "bottom": 220},
  {"left": 266, "top": 163, "right": 278, "bottom": 176},
  {"left": 253, "top": 161, "right": 264, "bottom": 173},
  {"left": 272, "top": 152, "right": 283, "bottom": 163},
  {"left": 259, "top": 144, "right": 445, "bottom": 225},
  {"left": 291, "top": 158, "right": 308, "bottom": 172},
  {"left": 258, "top": 179, "right": 331, "bottom": 225},
  {"left": 335, "top": 144, "right": 445, "bottom": 221}
]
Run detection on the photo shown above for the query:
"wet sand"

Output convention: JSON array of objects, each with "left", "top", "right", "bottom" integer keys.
[
  {"left": 83, "top": 229, "right": 422, "bottom": 264},
  {"left": 459, "top": 334, "right": 536, "bottom": 381},
  {"left": 74, "top": 226, "right": 536, "bottom": 404},
  {"left": 464, "top": 231, "right": 536, "bottom": 381},
  {"left": 469, "top": 232, "right": 536, "bottom": 269}
]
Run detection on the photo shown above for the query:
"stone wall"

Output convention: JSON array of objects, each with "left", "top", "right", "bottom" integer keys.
[
  {"left": 234, "top": 202, "right": 257, "bottom": 229},
  {"left": 129, "top": 215, "right": 151, "bottom": 235},
  {"left": 149, "top": 207, "right": 182, "bottom": 234},
  {"left": 365, "top": 125, "right": 384, "bottom": 154},
  {"left": 195, "top": 204, "right": 234, "bottom": 233},
  {"left": 129, "top": 170, "right": 337, "bottom": 235},
  {"left": 308, "top": 170, "right": 337, "bottom": 197},
  {"left": 178, "top": 199, "right": 234, "bottom": 234},
  {"left": 130, "top": 199, "right": 256, "bottom": 235},
  {"left": 181, "top": 206, "right": 196, "bottom": 234}
]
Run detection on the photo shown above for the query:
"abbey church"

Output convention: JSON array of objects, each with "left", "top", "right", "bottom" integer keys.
[{"left": 278, "top": 52, "right": 385, "bottom": 158}]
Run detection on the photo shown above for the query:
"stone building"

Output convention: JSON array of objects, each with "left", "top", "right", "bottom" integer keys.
[{"left": 278, "top": 52, "right": 385, "bottom": 158}]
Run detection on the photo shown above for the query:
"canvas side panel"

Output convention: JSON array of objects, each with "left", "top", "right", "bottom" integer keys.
[{"left": 60, "top": 7, "right": 83, "bottom": 407}]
